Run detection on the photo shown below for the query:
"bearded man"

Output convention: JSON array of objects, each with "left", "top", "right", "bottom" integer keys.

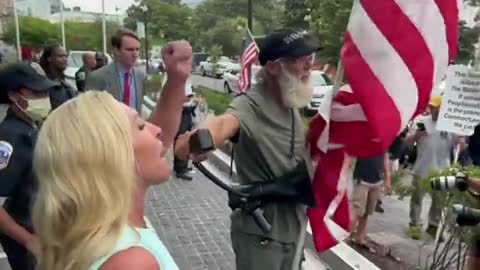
[{"left": 175, "top": 29, "right": 318, "bottom": 270}]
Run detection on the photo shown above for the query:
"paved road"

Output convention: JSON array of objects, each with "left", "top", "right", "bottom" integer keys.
[
  {"left": 191, "top": 74, "right": 225, "bottom": 94},
  {"left": 146, "top": 167, "right": 235, "bottom": 270}
]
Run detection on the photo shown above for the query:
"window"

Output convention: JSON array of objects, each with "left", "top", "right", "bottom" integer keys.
[
  {"left": 67, "top": 53, "right": 84, "bottom": 68},
  {"left": 312, "top": 73, "right": 332, "bottom": 87}
]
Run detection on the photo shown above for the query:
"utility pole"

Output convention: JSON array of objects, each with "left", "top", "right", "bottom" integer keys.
[
  {"left": 144, "top": 10, "right": 149, "bottom": 74},
  {"left": 247, "top": 0, "right": 253, "bottom": 32},
  {"left": 115, "top": 6, "right": 120, "bottom": 25},
  {"left": 102, "top": 0, "right": 107, "bottom": 54},
  {"left": 60, "top": 0, "right": 66, "bottom": 49},
  {"left": 12, "top": 0, "right": 21, "bottom": 61},
  {"left": 139, "top": 5, "right": 149, "bottom": 74}
]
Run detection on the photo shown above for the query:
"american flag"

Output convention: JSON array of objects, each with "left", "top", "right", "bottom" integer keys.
[
  {"left": 238, "top": 30, "right": 259, "bottom": 92},
  {"left": 307, "top": 0, "right": 460, "bottom": 252}
]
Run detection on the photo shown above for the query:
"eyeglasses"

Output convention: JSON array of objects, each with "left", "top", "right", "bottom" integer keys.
[{"left": 276, "top": 53, "right": 315, "bottom": 65}]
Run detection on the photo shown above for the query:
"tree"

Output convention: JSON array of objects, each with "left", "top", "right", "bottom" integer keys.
[
  {"left": 208, "top": 44, "right": 223, "bottom": 75},
  {"left": 308, "top": 0, "right": 353, "bottom": 65},
  {"left": 457, "top": 21, "right": 479, "bottom": 64},
  {"left": 125, "top": 0, "right": 194, "bottom": 47},
  {"left": 2, "top": 16, "right": 121, "bottom": 52},
  {"left": 282, "top": 0, "right": 309, "bottom": 30},
  {"left": 2, "top": 16, "right": 60, "bottom": 47},
  {"left": 194, "top": 0, "right": 282, "bottom": 36},
  {"left": 466, "top": 0, "right": 480, "bottom": 6},
  {"left": 202, "top": 18, "right": 244, "bottom": 57}
]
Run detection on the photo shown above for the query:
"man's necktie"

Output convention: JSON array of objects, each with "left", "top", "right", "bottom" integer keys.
[{"left": 123, "top": 72, "right": 130, "bottom": 106}]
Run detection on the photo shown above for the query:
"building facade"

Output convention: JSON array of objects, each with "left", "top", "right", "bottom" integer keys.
[
  {"left": 48, "top": 8, "right": 126, "bottom": 24},
  {"left": 16, "top": 0, "right": 51, "bottom": 18},
  {"left": 0, "top": 0, "right": 13, "bottom": 34}
]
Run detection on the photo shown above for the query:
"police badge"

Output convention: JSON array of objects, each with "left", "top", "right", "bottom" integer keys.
[{"left": 0, "top": 141, "right": 13, "bottom": 170}]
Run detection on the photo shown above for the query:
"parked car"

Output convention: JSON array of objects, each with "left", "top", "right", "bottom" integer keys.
[
  {"left": 192, "top": 52, "right": 208, "bottom": 73},
  {"left": 200, "top": 56, "right": 240, "bottom": 78},
  {"left": 223, "top": 69, "right": 240, "bottom": 93},
  {"left": 223, "top": 65, "right": 262, "bottom": 94},
  {"left": 149, "top": 57, "right": 163, "bottom": 70},
  {"left": 305, "top": 70, "right": 334, "bottom": 115}
]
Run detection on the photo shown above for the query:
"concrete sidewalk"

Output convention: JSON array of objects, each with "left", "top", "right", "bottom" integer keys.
[{"left": 361, "top": 174, "right": 440, "bottom": 270}]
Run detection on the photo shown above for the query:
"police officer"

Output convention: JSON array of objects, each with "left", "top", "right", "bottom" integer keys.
[
  {"left": 175, "top": 29, "right": 318, "bottom": 270},
  {"left": 173, "top": 82, "right": 198, "bottom": 181},
  {"left": 75, "top": 52, "right": 97, "bottom": 92},
  {"left": 0, "top": 62, "right": 61, "bottom": 270},
  {"left": 94, "top": 52, "right": 108, "bottom": 70}
]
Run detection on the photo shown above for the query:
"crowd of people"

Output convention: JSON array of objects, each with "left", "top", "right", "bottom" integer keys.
[{"left": 0, "top": 26, "right": 478, "bottom": 270}]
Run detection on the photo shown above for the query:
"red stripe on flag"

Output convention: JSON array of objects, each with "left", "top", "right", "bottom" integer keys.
[
  {"left": 360, "top": 0, "right": 434, "bottom": 117},
  {"left": 434, "top": 0, "right": 459, "bottom": 61},
  {"left": 307, "top": 148, "right": 350, "bottom": 252},
  {"left": 341, "top": 32, "right": 402, "bottom": 151}
]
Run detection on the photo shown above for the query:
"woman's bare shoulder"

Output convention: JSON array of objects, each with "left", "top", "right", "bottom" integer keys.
[{"left": 100, "top": 247, "right": 160, "bottom": 270}]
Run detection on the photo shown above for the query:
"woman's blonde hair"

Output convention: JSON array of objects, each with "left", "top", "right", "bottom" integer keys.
[{"left": 32, "top": 91, "right": 135, "bottom": 270}]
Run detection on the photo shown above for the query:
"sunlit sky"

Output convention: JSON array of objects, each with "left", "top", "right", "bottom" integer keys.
[{"left": 61, "top": 0, "right": 201, "bottom": 14}]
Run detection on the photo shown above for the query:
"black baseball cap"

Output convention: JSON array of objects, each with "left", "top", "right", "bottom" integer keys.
[
  {"left": 258, "top": 29, "right": 320, "bottom": 66},
  {"left": 0, "top": 62, "right": 57, "bottom": 103}
]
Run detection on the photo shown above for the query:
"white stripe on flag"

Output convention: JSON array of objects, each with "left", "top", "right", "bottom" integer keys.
[
  {"left": 348, "top": 1, "right": 418, "bottom": 127},
  {"left": 394, "top": 0, "right": 449, "bottom": 86}
]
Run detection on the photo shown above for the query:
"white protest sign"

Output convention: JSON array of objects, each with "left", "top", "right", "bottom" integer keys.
[{"left": 437, "top": 65, "right": 480, "bottom": 136}]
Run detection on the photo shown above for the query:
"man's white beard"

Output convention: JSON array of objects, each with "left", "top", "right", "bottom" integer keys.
[{"left": 278, "top": 66, "right": 314, "bottom": 109}]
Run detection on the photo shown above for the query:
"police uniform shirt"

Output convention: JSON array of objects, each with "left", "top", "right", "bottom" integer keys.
[
  {"left": 49, "top": 80, "right": 77, "bottom": 110},
  {"left": 0, "top": 109, "right": 38, "bottom": 230},
  {"left": 75, "top": 65, "right": 89, "bottom": 92}
]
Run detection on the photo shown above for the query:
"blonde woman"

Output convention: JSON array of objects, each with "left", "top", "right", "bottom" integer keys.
[{"left": 32, "top": 41, "right": 192, "bottom": 270}]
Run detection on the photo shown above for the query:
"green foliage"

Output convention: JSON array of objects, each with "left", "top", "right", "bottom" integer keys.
[
  {"left": 2, "top": 16, "right": 60, "bottom": 47},
  {"left": 283, "top": 0, "right": 309, "bottom": 30},
  {"left": 201, "top": 18, "right": 245, "bottom": 57},
  {"left": 125, "top": 0, "right": 194, "bottom": 49},
  {"left": 208, "top": 44, "right": 223, "bottom": 75},
  {"left": 195, "top": 86, "right": 233, "bottom": 115},
  {"left": 466, "top": 0, "right": 480, "bottom": 6},
  {"left": 194, "top": 0, "right": 282, "bottom": 36},
  {"left": 145, "top": 74, "right": 163, "bottom": 99},
  {"left": 307, "top": 0, "right": 353, "bottom": 64},
  {"left": 457, "top": 21, "right": 479, "bottom": 64},
  {"left": 392, "top": 165, "right": 479, "bottom": 269},
  {"left": 2, "top": 16, "right": 122, "bottom": 51},
  {"left": 188, "top": 0, "right": 282, "bottom": 53}
]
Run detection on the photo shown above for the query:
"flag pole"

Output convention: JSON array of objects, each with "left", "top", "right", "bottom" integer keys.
[
  {"left": 12, "top": 0, "right": 21, "bottom": 61},
  {"left": 331, "top": 60, "right": 345, "bottom": 96},
  {"left": 245, "top": 27, "right": 258, "bottom": 90},
  {"left": 247, "top": 0, "right": 254, "bottom": 89},
  {"left": 245, "top": 27, "right": 259, "bottom": 51}
]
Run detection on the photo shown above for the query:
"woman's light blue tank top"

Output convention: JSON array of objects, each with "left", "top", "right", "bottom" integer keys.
[{"left": 90, "top": 218, "right": 178, "bottom": 270}]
